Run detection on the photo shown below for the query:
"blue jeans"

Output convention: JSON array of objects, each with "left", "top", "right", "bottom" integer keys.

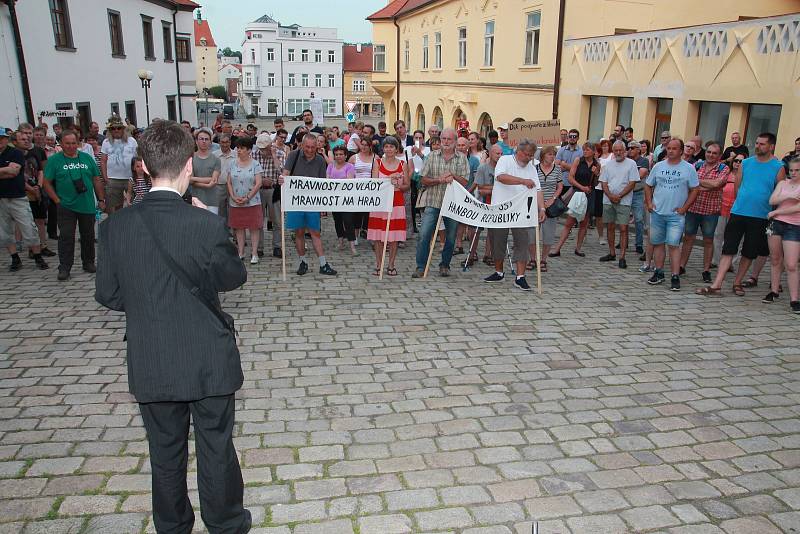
[
  {"left": 415, "top": 207, "right": 458, "bottom": 271},
  {"left": 650, "top": 211, "right": 685, "bottom": 247},
  {"left": 631, "top": 190, "right": 645, "bottom": 248}
]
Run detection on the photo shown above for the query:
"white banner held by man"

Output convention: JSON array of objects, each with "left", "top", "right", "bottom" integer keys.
[
  {"left": 440, "top": 181, "right": 539, "bottom": 228},
  {"left": 282, "top": 176, "right": 395, "bottom": 213}
]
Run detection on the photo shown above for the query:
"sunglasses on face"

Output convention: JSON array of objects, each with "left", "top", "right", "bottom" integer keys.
[{"left": 568, "top": 135, "right": 578, "bottom": 139}]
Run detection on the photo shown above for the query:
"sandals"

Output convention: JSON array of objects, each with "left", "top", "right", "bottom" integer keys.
[
  {"left": 574, "top": 250, "right": 586, "bottom": 258},
  {"left": 733, "top": 284, "right": 746, "bottom": 297},
  {"left": 386, "top": 268, "right": 398, "bottom": 277},
  {"left": 695, "top": 286, "right": 722, "bottom": 297},
  {"left": 540, "top": 261, "right": 548, "bottom": 273},
  {"left": 372, "top": 268, "right": 381, "bottom": 276},
  {"left": 527, "top": 260, "right": 537, "bottom": 270},
  {"left": 742, "top": 277, "right": 758, "bottom": 288}
]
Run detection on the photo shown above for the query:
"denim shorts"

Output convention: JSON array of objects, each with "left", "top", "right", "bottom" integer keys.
[
  {"left": 285, "top": 211, "right": 321, "bottom": 232},
  {"left": 684, "top": 212, "right": 719, "bottom": 239},
  {"left": 770, "top": 219, "right": 800, "bottom": 243},
  {"left": 649, "top": 212, "right": 685, "bottom": 246}
]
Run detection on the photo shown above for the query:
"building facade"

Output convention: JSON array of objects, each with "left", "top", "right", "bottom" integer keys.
[
  {"left": 218, "top": 63, "right": 242, "bottom": 104},
  {"left": 343, "top": 44, "right": 383, "bottom": 118},
  {"left": 368, "top": 0, "right": 797, "bottom": 140},
  {"left": 194, "top": 12, "right": 220, "bottom": 90},
  {"left": 240, "top": 15, "right": 343, "bottom": 118},
  {"left": 0, "top": 0, "right": 199, "bottom": 130}
]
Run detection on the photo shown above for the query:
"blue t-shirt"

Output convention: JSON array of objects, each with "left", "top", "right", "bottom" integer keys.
[
  {"left": 731, "top": 157, "right": 783, "bottom": 219},
  {"left": 556, "top": 144, "right": 581, "bottom": 186},
  {"left": 646, "top": 160, "right": 699, "bottom": 216},
  {"left": 467, "top": 155, "right": 479, "bottom": 187},
  {"left": 496, "top": 141, "right": 514, "bottom": 156}
]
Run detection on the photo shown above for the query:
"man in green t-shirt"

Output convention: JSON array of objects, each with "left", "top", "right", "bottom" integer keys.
[{"left": 42, "top": 130, "right": 106, "bottom": 281}]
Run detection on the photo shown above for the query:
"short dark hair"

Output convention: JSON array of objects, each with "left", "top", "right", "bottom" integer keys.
[
  {"left": 378, "top": 121, "right": 387, "bottom": 128},
  {"left": 276, "top": 128, "right": 288, "bottom": 136},
  {"left": 705, "top": 142, "right": 723, "bottom": 153},
  {"left": 393, "top": 119, "right": 406, "bottom": 129},
  {"left": 488, "top": 130, "right": 498, "bottom": 138},
  {"left": 302, "top": 109, "right": 313, "bottom": 116},
  {"left": 363, "top": 124, "right": 375, "bottom": 134},
  {"left": 235, "top": 136, "right": 255, "bottom": 150},
  {"left": 625, "top": 127, "right": 634, "bottom": 134},
  {"left": 180, "top": 120, "right": 191, "bottom": 126},
  {"left": 382, "top": 136, "right": 400, "bottom": 151},
  {"left": 332, "top": 145, "right": 348, "bottom": 156},
  {"left": 138, "top": 120, "right": 195, "bottom": 180},
  {"left": 757, "top": 132, "right": 777, "bottom": 145},
  {"left": 569, "top": 128, "right": 580, "bottom": 136},
  {"left": 273, "top": 118, "right": 284, "bottom": 125},
  {"left": 413, "top": 129, "right": 424, "bottom": 137},
  {"left": 60, "top": 129, "right": 79, "bottom": 142},
  {"left": 246, "top": 123, "right": 257, "bottom": 130}
]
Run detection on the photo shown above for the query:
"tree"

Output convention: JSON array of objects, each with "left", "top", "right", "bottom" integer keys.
[
  {"left": 208, "top": 85, "right": 227, "bottom": 100},
  {"left": 222, "top": 47, "right": 242, "bottom": 62}
]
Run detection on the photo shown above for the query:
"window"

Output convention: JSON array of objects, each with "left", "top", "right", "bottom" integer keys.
[
  {"left": 110, "top": 102, "right": 120, "bottom": 116},
  {"left": 328, "top": 74, "right": 335, "bottom": 87},
  {"left": 484, "top": 21, "right": 494, "bottom": 66},
  {"left": 353, "top": 79, "right": 366, "bottom": 92},
  {"left": 267, "top": 99, "right": 278, "bottom": 115},
  {"left": 55, "top": 103, "right": 74, "bottom": 129},
  {"left": 250, "top": 49, "right": 255, "bottom": 63},
  {"left": 288, "top": 73, "right": 296, "bottom": 87},
  {"left": 323, "top": 99, "right": 336, "bottom": 114},
  {"left": 142, "top": 16, "right": 155, "bottom": 59},
  {"left": 404, "top": 40, "right": 410, "bottom": 70},
  {"left": 166, "top": 96, "right": 177, "bottom": 121},
  {"left": 434, "top": 32, "right": 442, "bottom": 69},
  {"left": 267, "top": 73, "right": 275, "bottom": 86},
  {"left": 697, "top": 101, "right": 730, "bottom": 146},
  {"left": 422, "top": 35, "right": 429, "bottom": 69},
  {"left": 162, "top": 22, "right": 172, "bottom": 60},
  {"left": 617, "top": 97, "right": 634, "bottom": 129},
  {"left": 176, "top": 37, "right": 191, "bottom": 61},
  {"left": 108, "top": 10, "right": 125, "bottom": 57},
  {"left": 374, "top": 44, "right": 386, "bottom": 72},
  {"left": 288, "top": 49, "right": 295, "bottom": 61},
  {"left": 76, "top": 102, "right": 91, "bottom": 136},
  {"left": 328, "top": 50, "right": 335, "bottom": 62},
  {"left": 301, "top": 74, "right": 308, "bottom": 87},
  {"left": 49, "top": 0, "right": 74, "bottom": 49},
  {"left": 315, "top": 74, "right": 322, "bottom": 87},
  {"left": 244, "top": 71, "right": 252, "bottom": 87},
  {"left": 267, "top": 48, "right": 274, "bottom": 61},
  {"left": 745, "top": 104, "right": 782, "bottom": 152},
  {"left": 458, "top": 28, "right": 467, "bottom": 67},
  {"left": 524, "top": 11, "right": 541, "bottom": 65},
  {"left": 287, "top": 99, "right": 311, "bottom": 115},
  {"left": 125, "top": 101, "right": 137, "bottom": 126},
  {"left": 315, "top": 49, "right": 322, "bottom": 62},
  {"left": 301, "top": 49, "right": 308, "bottom": 61},
  {"left": 588, "top": 96, "right": 608, "bottom": 142},
  {"left": 654, "top": 98, "right": 673, "bottom": 144}
]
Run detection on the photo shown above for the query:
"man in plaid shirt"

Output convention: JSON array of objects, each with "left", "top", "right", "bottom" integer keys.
[
  {"left": 253, "top": 133, "right": 285, "bottom": 258},
  {"left": 413, "top": 128, "right": 469, "bottom": 278},
  {"left": 679, "top": 142, "right": 730, "bottom": 283}
]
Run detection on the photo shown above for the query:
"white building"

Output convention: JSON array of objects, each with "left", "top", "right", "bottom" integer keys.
[
  {"left": 218, "top": 63, "right": 242, "bottom": 104},
  {"left": 240, "top": 15, "right": 343, "bottom": 118},
  {"left": 0, "top": 0, "right": 198, "bottom": 130}
]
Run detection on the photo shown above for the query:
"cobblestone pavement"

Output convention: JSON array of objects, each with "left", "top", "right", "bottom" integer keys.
[{"left": 1, "top": 219, "right": 799, "bottom": 534}]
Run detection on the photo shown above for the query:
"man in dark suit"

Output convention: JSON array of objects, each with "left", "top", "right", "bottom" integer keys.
[{"left": 95, "top": 120, "right": 250, "bottom": 534}]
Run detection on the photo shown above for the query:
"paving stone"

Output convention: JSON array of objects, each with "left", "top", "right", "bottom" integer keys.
[
  {"left": 358, "top": 514, "right": 413, "bottom": 533},
  {"left": 415, "top": 507, "right": 474, "bottom": 530},
  {"left": 487, "top": 479, "right": 541, "bottom": 502},
  {"left": 524, "top": 496, "right": 582, "bottom": 519},
  {"left": 573, "top": 489, "right": 628, "bottom": 513},
  {"left": 719, "top": 516, "right": 783, "bottom": 534},
  {"left": 385, "top": 488, "right": 439, "bottom": 511},
  {"left": 440, "top": 485, "right": 492, "bottom": 506},
  {"left": 26, "top": 457, "right": 84, "bottom": 477},
  {"left": 471, "top": 503, "right": 525, "bottom": 524},
  {"left": 271, "top": 501, "right": 326, "bottom": 523},
  {"left": 621, "top": 505, "right": 681, "bottom": 530},
  {"left": 22, "top": 518, "right": 83, "bottom": 534},
  {"left": 566, "top": 514, "right": 629, "bottom": 534},
  {"left": 295, "top": 478, "right": 347, "bottom": 500},
  {"left": 293, "top": 519, "right": 354, "bottom": 534},
  {"left": 59, "top": 495, "right": 120, "bottom": 515},
  {"left": 84, "top": 513, "right": 146, "bottom": 533},
  {"left": 0, "top": 498, "right": 55, "bottom": 521}
]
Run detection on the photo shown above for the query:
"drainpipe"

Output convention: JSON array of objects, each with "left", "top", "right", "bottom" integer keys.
[
  {"left": 551, "top": 0, "right": 566, "bottom": 120},
  {"left": 392, "top": 16, "right": 401, "bottom": 123},
  {"left": 172, "top": 8, "right": 184, "bottom": 121},
  {"left": 6, "top": 0, "right": 34, "bottom": 123}
]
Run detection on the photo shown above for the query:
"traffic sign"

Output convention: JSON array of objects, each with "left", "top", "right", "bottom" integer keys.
[
  {"left": 346, "top": 112, "right": 356, "bottom": 122},
  {"left": 345, "top": 101, "right": 357, "bottom": 112}
]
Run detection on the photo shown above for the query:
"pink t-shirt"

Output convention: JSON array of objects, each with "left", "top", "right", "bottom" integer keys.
[
  {"left": 721, "top": 176, "right": 736, "bottom": 217},
  {"left": 326, "top": 162, "right": 355, "bottom": 179},
  {"left": 775, "top": 180, "right": 800, "bottom": 226}
]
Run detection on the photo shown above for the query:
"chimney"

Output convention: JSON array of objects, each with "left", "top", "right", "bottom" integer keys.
[{"left": 356, "top": 43, "right": 362, "bottom": 53}]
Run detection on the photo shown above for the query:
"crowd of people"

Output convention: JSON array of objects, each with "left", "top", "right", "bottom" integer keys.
[{"left": 1, "top": 110, "right": 798, "bottom": 312}]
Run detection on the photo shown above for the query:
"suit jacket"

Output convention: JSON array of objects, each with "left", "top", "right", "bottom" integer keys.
[{"left": 95, "top": 190, "right": 247, "bottom": 403}]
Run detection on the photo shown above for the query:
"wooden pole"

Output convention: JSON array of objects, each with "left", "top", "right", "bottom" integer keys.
[
  {"left": 422, "top": 210, "right": 444, "bottom": 278},
  {"left": 535, "top": 224, "right": 542, "bottom": 295},
  {"left": 281, "top": 203, "right": 286, "bottom": 282},
  {"left": 378, "top": 212, "right": 392, "bottom": 280}
]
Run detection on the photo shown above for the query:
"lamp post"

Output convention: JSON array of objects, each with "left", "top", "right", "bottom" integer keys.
[
  {"left": 202, "top": 88, "right": 209, "bottom": 126},
  {"left": 137, "top": 69, "right": 153, "bottom": 125}
]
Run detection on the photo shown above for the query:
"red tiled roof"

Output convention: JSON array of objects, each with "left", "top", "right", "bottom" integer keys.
[
  {"left": 172, "top": 0, "right": 201, "bottom": 9},
  {"left": 366, "top": 0, "right": 436, "bottom": 20},
  {"left": 219, "top": 63, "right": 242, "bottom": 72},
  {"left": 194, "top": 19, "right": 216, "bottom": 47},
  {"left": 343, "top": 45, "right": 372, "bottom": 72}
]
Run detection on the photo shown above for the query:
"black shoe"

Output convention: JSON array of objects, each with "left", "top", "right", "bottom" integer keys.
[
  {"left": 484, "top": 272, "right": 504, "bottom": 283},
  {"left": 762, "top": 291, "right": 780, "bottom": 303},
  {"left": 272, "top": 247, "right": 282, "bottom": 258},
  {"left": 28, "top": 249, "right": 35, "bottom": 259},
  {"left": 413, "top": 227, "right": 419, "bottom": 233},
  {"left": 702, "top": 270, "right": 712, "bottom": 283},
  {"left": 679, "top": 266, "right": 686, "bottom": 276},
  {"left": 439, "top": 266, "right": 450, "bottom": 277},
  {"left": 639, "top": 253, "right": 646, "bottom": 261},
  {"left": 40, "top": 247, "right": 56, "bottom": 257},
  {"left": 304, "top": 232, "right": 312, "bottom": 239},
  {"left": 35, "top": 257, "right": 49, "bottom": 270},
  {"left": 411, "top": 269, "right": 424, "bottom": 278},
  {"left": 636, "top": 246, "right": 644, "bottom": 254},
  {"left": 514, "top": 276, "right": 532, "bottom": 291},
  {"left": 319, "top": 263, "right": 337, "bottom": 275},
  {"left": 615, "top": 243, "right": 621, "bottom": 249},
  {"left": 360, "top": 230, "right": 368, "bottom": 239},
  {"left": 619, "top": 258, "right": 627, "bottom": 269},
  {"left": 48, "top": 233, "right": 58, "bottom": 240},
  {"left": 710, "top": 263, "right": 718, "bottom": 269},
  {"left": 9, "top": 256, "right": 22, "bottom": 272},
  {"left": 257, "top": 249, "right": 264, "bottom": 258},
  {"left": 267, "top": 221, "right": 273, "bottom": 231},
  {"left": 647, "top": 271, "right": 665, "bottom": 285},
  {"left": 82, "top": 263, "right": 96, "bottom": 273},
  {"left": 670, "top": 275, "right": 681, "bottom": 291},
  {"left": 574, "top": 250, "right": 585, "bottom": 258},
  {"left": 454, "top": 247, "right": 464, "bottom": 255},
  {"left": 57, "top": 268, "right": 70, "bottom": 281},
  {"left": 791, "top": 301, "right": 800, "bottom": 313},
  {"left": 599, "top": 254, "right": 616, "bottom": 262},
  {"left": 548, "top": 251, "right": 561, "bottom": 258},
  {"left": 296, "top": 261, "right": 308, "bottom": 276}
]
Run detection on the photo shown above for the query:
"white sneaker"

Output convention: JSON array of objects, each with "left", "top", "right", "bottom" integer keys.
[
  {"left": 250, "top": 255, "right": 259, "bottom": 264},
  {"left": 599, "top": 238, "right": 607, "bottom": 245}
]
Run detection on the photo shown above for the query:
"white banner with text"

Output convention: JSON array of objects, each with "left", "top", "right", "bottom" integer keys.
[
  {"left": 282, "top": 176, "right": 395, "bottom": 213},
  {"left": 440, "top": 181, "right": 538, "bottom": 228}
]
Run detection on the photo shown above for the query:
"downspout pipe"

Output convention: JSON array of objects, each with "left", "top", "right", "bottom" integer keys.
[
  {"left": 6, "top": 0, "right": 34, "bottom": 123},
  {"left": 172, "top": 7, "right": 184, "bottom": 121},
  {"left": 392, "top": 16, "right": 400, "bottom": 123},
  {"left": 551, "top": 0, "right": 566, "bottom": 120}
]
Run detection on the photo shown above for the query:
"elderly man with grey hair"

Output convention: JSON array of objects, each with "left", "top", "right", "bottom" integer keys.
[
  {"left": 413, "top": 127, "right": 469, "bottom": 278},
  {"left": 598, "top": 140, "right": 640, "bottom": 268},
  {"left": 483, "top": 139, "right": 545, "bottom": 291}
]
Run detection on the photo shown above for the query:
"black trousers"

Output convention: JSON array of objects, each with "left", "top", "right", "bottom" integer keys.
[
  {"left": 352, "top": 212, "right": 369, "bottom": 232},
  {"left": 139, "top": 394, "right": 249, "bottom": 534},
  {"left": 333, "top": 212, "right": 355, "bottom": 241},
  {"left": 47, "top": 199, "right": 59, "bottom": 238},
  {"left": 57, "top": 205, "right": 95, "bottom": 272}
]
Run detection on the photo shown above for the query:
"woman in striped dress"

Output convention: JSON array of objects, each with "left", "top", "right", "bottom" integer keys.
[
  {"left": 348, "top": 136, "right": 376, "bottom": 241},
  {"left": 367, "top": 136, "right": 409, "bottom": 276}
]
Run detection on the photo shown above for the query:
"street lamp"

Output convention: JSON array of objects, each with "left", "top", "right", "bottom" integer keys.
[
  {"left": 137, "top": 69, "right": 153, "bottom": 125},
  {"left": 202, "top": 88, "right": 209, "bottom": 126}
]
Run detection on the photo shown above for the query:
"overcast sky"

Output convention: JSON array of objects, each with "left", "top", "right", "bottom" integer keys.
[{"left": 198, "top": 0, "right": 387, "bottom": 51}]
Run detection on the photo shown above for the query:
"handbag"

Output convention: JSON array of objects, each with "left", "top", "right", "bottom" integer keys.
[
  {"left": 545, "top": 196, "right": 568, "bottom": 218},
  {"left": 134, "top": 208, "right": 237, "bottom": 338}
]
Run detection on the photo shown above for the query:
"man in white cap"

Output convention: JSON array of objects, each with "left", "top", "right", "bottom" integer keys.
[
  {"left": 253, "top": 133, "right": 284, "bottom": 258},
  {"left": 496, "top": 124, "right": 514, "bottom": 155}
]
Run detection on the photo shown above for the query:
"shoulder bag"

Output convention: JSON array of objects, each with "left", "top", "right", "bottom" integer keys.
[{"left": 540, "top": 164, "right": 568, "bottom": 218}]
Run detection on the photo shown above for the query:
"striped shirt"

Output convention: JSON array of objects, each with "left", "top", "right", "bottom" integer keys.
[{"left": 536, "top": 163, "right": 562, "bottom": 202}]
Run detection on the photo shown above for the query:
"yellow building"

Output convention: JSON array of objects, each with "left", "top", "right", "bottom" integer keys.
[
  {"left": 368, "top": 0, "right": 798, "bottom": 151},
  {"left": 343, "top": 44, "right": 384, "bottom": 118},
  {"left": 194, "top": 12, "right": 219, "bottom": 91}
]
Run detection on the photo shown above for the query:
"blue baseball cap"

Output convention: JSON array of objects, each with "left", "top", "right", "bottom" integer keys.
[{"left": 0, "top": 128, "right": 10, "bottom": 137}]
